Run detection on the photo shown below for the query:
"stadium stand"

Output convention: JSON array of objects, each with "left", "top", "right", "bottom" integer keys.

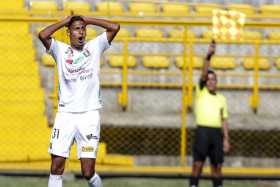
[
  {"left": 193, "top": 3, "right": 222, "bottom": 15},
  {"left": 128, "top": 2, "right": 157, "bottom": 16},
  {"left": 175, "top": 56, "right": 203, "bottom": 69},
  {"left": 0, "top": 62, "right": 38, "bottom": 75},
  {"left": 276, "top": 58, "right": 280, "bottom": 70},
  {"left": 168, "top": 29, "right": 196, "bottom": 39},
  {"left": 2, "top": 1, "right": 280, "bottom": 18},
  {"left": 95, "top": 1, "right": 124, "bottom": 16},
  {"left": 0, "top": 0, "right": 28, "bottom": 16},
  {"left": 267, "top": 32, "right": 280, "bottom": 40},
  {"left": 259, "top": 4, "right": 280, "bottom": 15},
  {"left": 108, "top": 55, "right": 137, "bottom": 68},
  {"left": 42, "top": 53, "right": 55, "bottom": 67},
  {"left": 202, "top": 30, "right": 262, "bottom": 41},
  {"left": 135, "top": 28, "right": 164, "bottom": 38},
  {"left": 161, "top": 3, "right": 189, "bottom": 17},
  {"left": 63, "top": 1, "right": 91, "bottom": 14},
  {"left": 202, "top": 30, "right": 213, "bottom": 39},
  {"left": 0, "top": 21, "right": 50, "bottom": 161},
  {"left": 242, "top": 31, "right": 262, "bottom": 40},
  {"left": 227, "top": 3, "right": 256, "bottom": 15},
  {"left": 142, "top": 56, "right": 170, "bottom": 68},
  {"left": 29, "top": 0, "right": 58, "bottom": 15},
  {"left": 242, "top": 57, "right": 271, "bottom": 70},
  {"left": 87, "top": 27, "right": 97, "bottom": 38},
  {"left": 211, "top": 56, "right": 237, "bottom": 70},
  {"left": 115, "top": 28, "right": 130, "bottom": 39},
  {"left": 0, "top": 22, "right": 29, "bottom": 35}
]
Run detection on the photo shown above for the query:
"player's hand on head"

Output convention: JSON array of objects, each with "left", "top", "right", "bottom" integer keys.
[
  {"left": 63, "top": 15, "right": 73, "bottom": 26},
  {"left": 207, "top": 39, "right": 216, "bottom": 57},
  {"left": 66, "top": 15, "right": 74, "bottom": 21},
  {"left": 81, "top": 16, "right": 89, "bottom": 25}
]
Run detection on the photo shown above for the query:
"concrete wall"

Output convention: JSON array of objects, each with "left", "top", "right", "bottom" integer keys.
[{"left": 102, "top": 89, "right": 280, "bottom": 130}]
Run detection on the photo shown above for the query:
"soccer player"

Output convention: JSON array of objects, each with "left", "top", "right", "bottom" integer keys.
[
  {"left": 38, "top": 15, "right": 119, "bottom": 187},
  {"left": 189, "top": 40, "right": 230, "bottom": 187}
]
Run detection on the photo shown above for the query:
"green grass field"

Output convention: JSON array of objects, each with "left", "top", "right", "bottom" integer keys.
[{"left": 0, "top": 176, "right": 277, "bottom": 187}]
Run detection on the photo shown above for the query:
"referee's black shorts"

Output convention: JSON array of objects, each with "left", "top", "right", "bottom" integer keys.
[{"left": 193, "top": 126, "right": 224, "bottom": 166}]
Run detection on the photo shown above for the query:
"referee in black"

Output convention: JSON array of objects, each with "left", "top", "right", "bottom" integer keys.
[{"left": 189, "top": 40, "right": 230, "bottom": 187}]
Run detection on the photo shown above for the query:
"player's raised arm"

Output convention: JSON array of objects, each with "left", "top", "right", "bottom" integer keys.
[
  {"left": 82, "top": 16, "right": 120, "bottom": 44},
  {"left": 201, "top": 40, "right": 216, "bottom": 82},
  {"left": 38, "top": 16, "right": 72, "bottom": 50}
]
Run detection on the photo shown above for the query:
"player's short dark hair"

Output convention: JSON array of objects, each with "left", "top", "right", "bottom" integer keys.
[
  {"left": 207, "top": 69, "right": 216, "bottom": 75},
  {"left": 67, "top": 16, "right": 85, "bottom": 28},
  {"left": 207, "top": 69, "right": 217, "bottom": 80}
]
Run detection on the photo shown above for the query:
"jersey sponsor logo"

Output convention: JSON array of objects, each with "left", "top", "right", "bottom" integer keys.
[
  {"left": 65, "top": 48, "right": 92, "bottom": 65},
  {"left": 83, "top": 49, "right": 91, "bottom": 57},
  {"left": 79, "top": 68, "right": 93, "bottom": 74},
  {"left": 82, "top": 146, "right": 94, "bottom": 152},
  {"left": 73, "top": 55, "right": 85, "bottom": 64},
  {"left": 86, "top": 134, "right": 98, "bottom": 140},
  {"left": 66, "top": 59, "right": 73, "bottom": 64},
  {"left": 80, "top": 72, "right": 93, "bottom": 81},
  {"left": 65, "top": 47, "right": 74, "bottom": 56},
  {"left": 66, "top": 66, "right": 84, "bottom": 74}
]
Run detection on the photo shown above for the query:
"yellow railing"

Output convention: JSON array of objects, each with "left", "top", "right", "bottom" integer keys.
[{"left": 113, "top": 37, "right": 280, "bottom": 111}]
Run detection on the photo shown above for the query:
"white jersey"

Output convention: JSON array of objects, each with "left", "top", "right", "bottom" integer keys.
[{"left": 48, "top": 32, "right": 110, "bottom": 112}]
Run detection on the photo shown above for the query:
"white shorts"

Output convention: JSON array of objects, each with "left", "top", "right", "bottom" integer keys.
[{"left": 49, "top": 110, "right": 100, "bottom": 159}]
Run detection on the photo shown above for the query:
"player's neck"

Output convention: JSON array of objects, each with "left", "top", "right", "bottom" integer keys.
[
  {"left": 208, "top": 89, "right": 217, "bottom": 95},
  {"left": 71, "top": 44, "right": 84, "bottom": 51}
]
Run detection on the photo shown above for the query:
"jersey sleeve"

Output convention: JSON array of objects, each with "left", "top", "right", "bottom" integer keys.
[
  {"left": 47, "top": 38, "right": 61, "bottom": 63},
  {"left": 89, "top": 32, "right": 110, "bottom": 53},
  {"left": 100, "top": 32, "right": 110, "bottom": 51},
  {"left": 221, "top": 95, "right": 229, "bottom": 119}
]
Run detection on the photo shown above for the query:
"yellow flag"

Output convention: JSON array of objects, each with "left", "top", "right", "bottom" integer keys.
[{"left": 212, "top": 9, "right": 246, "bottom": 41}]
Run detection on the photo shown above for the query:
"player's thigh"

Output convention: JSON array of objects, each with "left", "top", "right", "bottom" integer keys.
[
  {"left": 193, "top": 127, "right": 210, "bottom": 162},
  {"left": 76, "top": 110, "right": 101, "bottom": 159},
  {"left": 49, "top": 112, "right": 76, "bottom": 158},
  {"left": 209, "top": 129, "right": 223, "bottom": 166}
]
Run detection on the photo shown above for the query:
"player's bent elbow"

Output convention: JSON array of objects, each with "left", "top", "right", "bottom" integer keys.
[
  {"left": 38, "top": 31, "right": 49, "bottom": 42},
  {"left": 113, "top": 23, "right": 120, "bottom": 33},
  {"left": 38, "top": 32, "right": 45, "bottom": 42}
]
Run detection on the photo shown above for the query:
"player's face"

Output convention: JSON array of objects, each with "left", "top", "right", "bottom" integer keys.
[
  {"left": 206, "top": 73, "right": 217, "bottom": 92},
  {"left": 68, "top": 20, "right": 86, "bottom": 50}
]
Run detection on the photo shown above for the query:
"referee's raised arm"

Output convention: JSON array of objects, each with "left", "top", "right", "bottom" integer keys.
[{"left": 201, "top": 40, "right": 216, "bottom": 81}]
